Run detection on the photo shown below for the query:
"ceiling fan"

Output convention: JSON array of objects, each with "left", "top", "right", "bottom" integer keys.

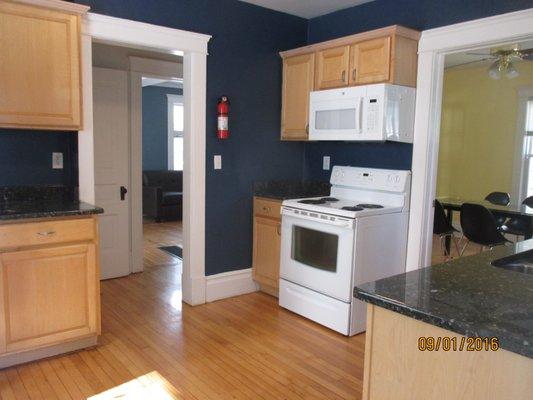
[{"left": 451, "top": 45, "right": 533, "bottom": 79}]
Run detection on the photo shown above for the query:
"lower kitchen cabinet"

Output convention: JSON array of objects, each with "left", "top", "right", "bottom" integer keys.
[
  {"left": 0, "top": 216, "right": 100, "bottom": 367},
  {"left": 252, "top": 197, "right": 281, "bottom": 297}
]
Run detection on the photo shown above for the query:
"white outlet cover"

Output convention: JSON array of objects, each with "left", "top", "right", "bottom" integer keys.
[
  {"left": 52, "top": 152, "right": 64, "bottom": 169},
  {"left": 214, "top": 155, "right": 222, "bottom": 170},
  {"left": 323, "top": 156, "right": 331, "bottom": 170}
]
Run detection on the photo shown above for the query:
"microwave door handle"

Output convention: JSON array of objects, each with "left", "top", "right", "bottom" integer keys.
[{"left": 356, "top": 97, "right": 364, "bottom": 133}]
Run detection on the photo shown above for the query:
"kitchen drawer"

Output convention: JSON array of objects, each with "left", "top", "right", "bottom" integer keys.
[
  {"left": 0, "top": 218, "right": 96, "bottom": 250},
  {"left": 254, "top": 198, "right": 282, "bottom": 220}
]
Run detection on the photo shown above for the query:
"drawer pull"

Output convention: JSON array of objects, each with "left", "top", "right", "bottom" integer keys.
[
  {"left": 37, "top": 231, "right": 56, "bottom": 237},
  {"left": 262, "top": 206, "right": 271, "bottom": 212}
]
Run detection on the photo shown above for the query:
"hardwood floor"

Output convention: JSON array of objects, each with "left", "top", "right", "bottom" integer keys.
[
  {"left": 143, "top": 220, "right": 183, "bottom": 268},
  {"left": 0, "top": 239, "right": 365, "bottom": 399}
]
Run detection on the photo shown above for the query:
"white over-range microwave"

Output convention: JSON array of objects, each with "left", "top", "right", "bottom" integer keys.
[{"left": 309, "top": 83, "right": 416, "bottom": 143}]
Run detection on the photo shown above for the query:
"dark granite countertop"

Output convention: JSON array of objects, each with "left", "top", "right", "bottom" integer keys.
[
  {"left": 354, "top": 240, "right": 533, "bottom": 359},
  {"left": 0, "top": 186, "right": 103, "bottom": 221},
  {"left": 253, "top": 180, "right": 330, "bottom": 200}
]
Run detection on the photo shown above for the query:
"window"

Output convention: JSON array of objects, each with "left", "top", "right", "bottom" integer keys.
[
  {"left": 520, "top": 99, "right": 533, "bottom": 197},
  {"left": 167, "top": 95, "right": 184, "bottom": 170}
]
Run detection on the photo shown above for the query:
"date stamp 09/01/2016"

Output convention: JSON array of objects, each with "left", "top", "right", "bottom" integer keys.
[{"left": 418, "top": 336, "right": 500, "bottom": 352}]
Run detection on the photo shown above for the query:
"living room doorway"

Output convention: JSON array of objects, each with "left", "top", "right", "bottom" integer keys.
[
  {"left": 91, "top": 42, "right": 185, "bottom": 280},
  {"left": 141, "top": 75, "right": 185, "bottom": 271}
]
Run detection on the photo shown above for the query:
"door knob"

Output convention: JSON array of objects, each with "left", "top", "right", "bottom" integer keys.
[{"left": 120, "top": 186, "right": 128, "bottom": 201}]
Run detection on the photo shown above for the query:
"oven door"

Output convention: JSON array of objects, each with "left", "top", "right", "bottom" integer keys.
[{"left": 280, "top": 207, "right": 355, "bottom": 302}]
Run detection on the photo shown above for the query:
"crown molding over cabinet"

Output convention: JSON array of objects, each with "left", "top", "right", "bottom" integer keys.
[{"left": 279, "top": 25, "right": 420, "bottom": 141}]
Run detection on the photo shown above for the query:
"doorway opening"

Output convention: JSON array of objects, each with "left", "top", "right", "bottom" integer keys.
[
  {"left": 91, "top": 42, "right": 185, "bottom": 286},
  {"left": 405, "top": 9, "right": 533, "bottom": 271},
  {"left": 430, "top": 40, "right": 533, "bottom": 265}
]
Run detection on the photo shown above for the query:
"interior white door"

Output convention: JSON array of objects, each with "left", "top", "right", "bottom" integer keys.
[{"left": 93, "top": 67, "right": 131, "bottom": 279}]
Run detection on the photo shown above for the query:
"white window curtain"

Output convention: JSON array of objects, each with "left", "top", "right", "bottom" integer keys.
[{"left": 521, "top": 99, "right": 533, "bottom": 197}]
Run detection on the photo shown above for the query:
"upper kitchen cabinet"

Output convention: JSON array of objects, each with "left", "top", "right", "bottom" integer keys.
[
  {"left": 279, "top": 26, "right": 420, "bottom": 140},
  {"left": 0, "top": 0, "right": 89, "bottom": 130},
  {"left": 281, "top": 53, "right": 315, "bottom": 140},
  {"left": 315, "top": 46, "right": 350, "bottom": 89},
  {"left": 349, "top": 37, "right": 391, "bottom": 85}
]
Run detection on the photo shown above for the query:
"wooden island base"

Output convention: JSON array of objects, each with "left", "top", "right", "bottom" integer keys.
[{"left": 363, "top": 305, "right": 533, "bottom": 400}]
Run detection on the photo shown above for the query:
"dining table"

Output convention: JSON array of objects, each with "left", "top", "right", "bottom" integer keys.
[{"left": 437, "top": 196, "right": 533, "bottom": 253}]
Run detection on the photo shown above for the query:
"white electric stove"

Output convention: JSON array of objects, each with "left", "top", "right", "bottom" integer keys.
[{"left": 279, "top": 166, "right": 411, "bottom": 336}]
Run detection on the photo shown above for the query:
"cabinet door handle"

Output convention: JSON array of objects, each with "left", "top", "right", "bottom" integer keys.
[
  {"left": 341, "top": 70, "right": 346, "bottom": 81},
  {"left": 306, "top": 124, "right": 309, "bottom": 134},
  {"left": 37, "top": 231, "right": 56, "bottom": 237},
  {"left": 352, "top": 68, "right": 357, "bottom": 81},
  {"left": 276, "top": 225, "right": 281, "bottom": 236}
]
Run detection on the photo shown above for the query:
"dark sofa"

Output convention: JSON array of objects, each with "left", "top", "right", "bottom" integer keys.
[{"left": 142, "top": 170, "right": 183, "bottom": 222}]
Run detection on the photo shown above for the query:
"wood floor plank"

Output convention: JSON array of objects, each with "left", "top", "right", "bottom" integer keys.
[{"left": 0, "top": 222, "right": 364, "bottom": 399}]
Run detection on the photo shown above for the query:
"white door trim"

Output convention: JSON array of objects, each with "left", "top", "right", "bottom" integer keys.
[
  {"left": 79, "top": 12, "right": 211, "bottom": 305},
  {"left": 406, "top": 7, "right": 533, "bottom": 271}
]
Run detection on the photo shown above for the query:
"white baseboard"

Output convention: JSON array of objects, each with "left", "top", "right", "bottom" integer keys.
[{"left": 205, "top": 268, "right": 259, "bottom": 302}]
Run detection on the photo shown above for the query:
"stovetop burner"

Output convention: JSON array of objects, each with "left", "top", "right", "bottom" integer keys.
[
  {"left": 341, "top": 206, "right": 364, "bottom": 211},
  {"left": 298, "top": 199, "right": 327, "bottom": 205},
  {"left": 320, "top": 197, "right": 339, "bottom": 202},
  {"left": 357, "top": 203, "right": 384, "bottom": 209}
]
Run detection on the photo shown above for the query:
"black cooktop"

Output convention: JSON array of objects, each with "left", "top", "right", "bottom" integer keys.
[{"left": 297, "top": 197, "right": 339, "bottom": 205}]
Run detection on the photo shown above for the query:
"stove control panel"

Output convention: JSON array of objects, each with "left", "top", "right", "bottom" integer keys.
[{"left": 330, "top": 166, "right": 410, "bottom": 192}]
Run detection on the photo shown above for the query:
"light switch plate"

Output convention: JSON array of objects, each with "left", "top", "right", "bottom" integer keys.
[
  {"left": 214, "top": 155, "right": 222, "bottom": 170},
  {"left": 52, "top": 152, "right": 64, "bottom": 169},
  {"left": 323, "top": 156, "right": 330, "bottom": 170}
]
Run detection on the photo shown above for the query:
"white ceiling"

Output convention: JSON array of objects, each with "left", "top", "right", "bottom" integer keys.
[{"left": 239, "top": 0, "right": 375, "bottom": 19}]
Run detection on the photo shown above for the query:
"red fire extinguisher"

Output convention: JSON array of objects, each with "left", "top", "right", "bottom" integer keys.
[{"left": 217, "top": 96, "right": 230, "bottom": 139}]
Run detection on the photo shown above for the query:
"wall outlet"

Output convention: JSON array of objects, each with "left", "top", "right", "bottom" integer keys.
[
  {"left": 214, "top": 155, "right": 222, "bottom": 170},
  {"left": 323, "top": 156, "right": 331, "bottom": 170},
  {"left": 52, "top": 152, "right": 64, "bottom": 169}
]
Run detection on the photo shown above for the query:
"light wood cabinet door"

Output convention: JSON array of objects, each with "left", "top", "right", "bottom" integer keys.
[
  {"left": 252, "top": 216, "right": 281, "bottom": 289},
  {"left": 0, "top": 244, "right": 98, "bottom": 354},
  {"left": 315, "top": 45, "right": 350, "bottom": 89},
  {"left": 281, "top": 53, "right": 314, "bottom": 140},
  {"left": 350, "top": 37, "right": 391, "bottom": 85},
  {"left": 0, "top": 1, "right": 82, "bottom": 130}
]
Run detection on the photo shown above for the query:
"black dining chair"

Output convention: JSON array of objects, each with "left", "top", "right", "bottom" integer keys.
[
  {"left": 484, "top": 191, "right": 510, "bottom": 227},
  {"left": 460, "top": 203, "right": 510, "bottom": 255},
  {"left": 499, "top": 196, "right": 533, "bottom": 238},
  {"left": 433, "top": 200, "right": 461, "bottom": 259}
]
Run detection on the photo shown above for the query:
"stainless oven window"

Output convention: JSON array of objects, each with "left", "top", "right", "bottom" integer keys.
[{"left": 291, "top": 225, "right": 338, "bottom": 272}]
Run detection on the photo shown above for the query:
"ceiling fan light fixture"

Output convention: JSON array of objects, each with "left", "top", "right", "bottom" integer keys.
[
  {"left": 506, "top": 62, "right": 519, "bottom": 79},
  {"left": 488, "top": 61, "right": 501, "bottom": 79}
]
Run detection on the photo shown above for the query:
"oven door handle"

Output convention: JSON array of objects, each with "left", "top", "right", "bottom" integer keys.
[{"left": 281, "top": 208, "right": 354, "bottom": 228}]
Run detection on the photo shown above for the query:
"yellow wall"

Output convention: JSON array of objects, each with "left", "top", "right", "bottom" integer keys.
[{"left": 437, "top": 62, "right": 533, "bottom": 201}]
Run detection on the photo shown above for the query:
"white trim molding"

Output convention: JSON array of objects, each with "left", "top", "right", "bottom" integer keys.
[
  {"left": 406, "top": 7, "right": 533, "bottom": 271},
  {"left": 79, "top": 12, "right": 211, "bottom": 305},
  {"left": 205, "top": 268, "right": 259, "bottom": 303},
  {"left": 83, "top": 13, "right": 210, "bottom": 55}
]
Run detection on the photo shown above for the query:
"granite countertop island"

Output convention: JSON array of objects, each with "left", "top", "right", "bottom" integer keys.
[
  {"left": 355, "top": 240, "right": 533, "bottom": 400},
  {"left": 253, "top": 180, "right": 330, "bottom": 200},
  {"left": 0, "top": 186, "right": 103, "bottom": 221},
  {"left": 354, "top": 239, "right": 533, "bottom": 358}
]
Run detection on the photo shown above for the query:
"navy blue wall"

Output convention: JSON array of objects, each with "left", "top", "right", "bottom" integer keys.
[
  {"left": 74, "top": 0, "right": 308, "bottom": 275},
  {"left": 303, "top": 0, "right": 533, "bottom": 180},
  {"left": 142, "top": 86, "right": 182, "bottom": 171},
  {"left": 0, "top": 130, "right": 78, "bottom": 187}
]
